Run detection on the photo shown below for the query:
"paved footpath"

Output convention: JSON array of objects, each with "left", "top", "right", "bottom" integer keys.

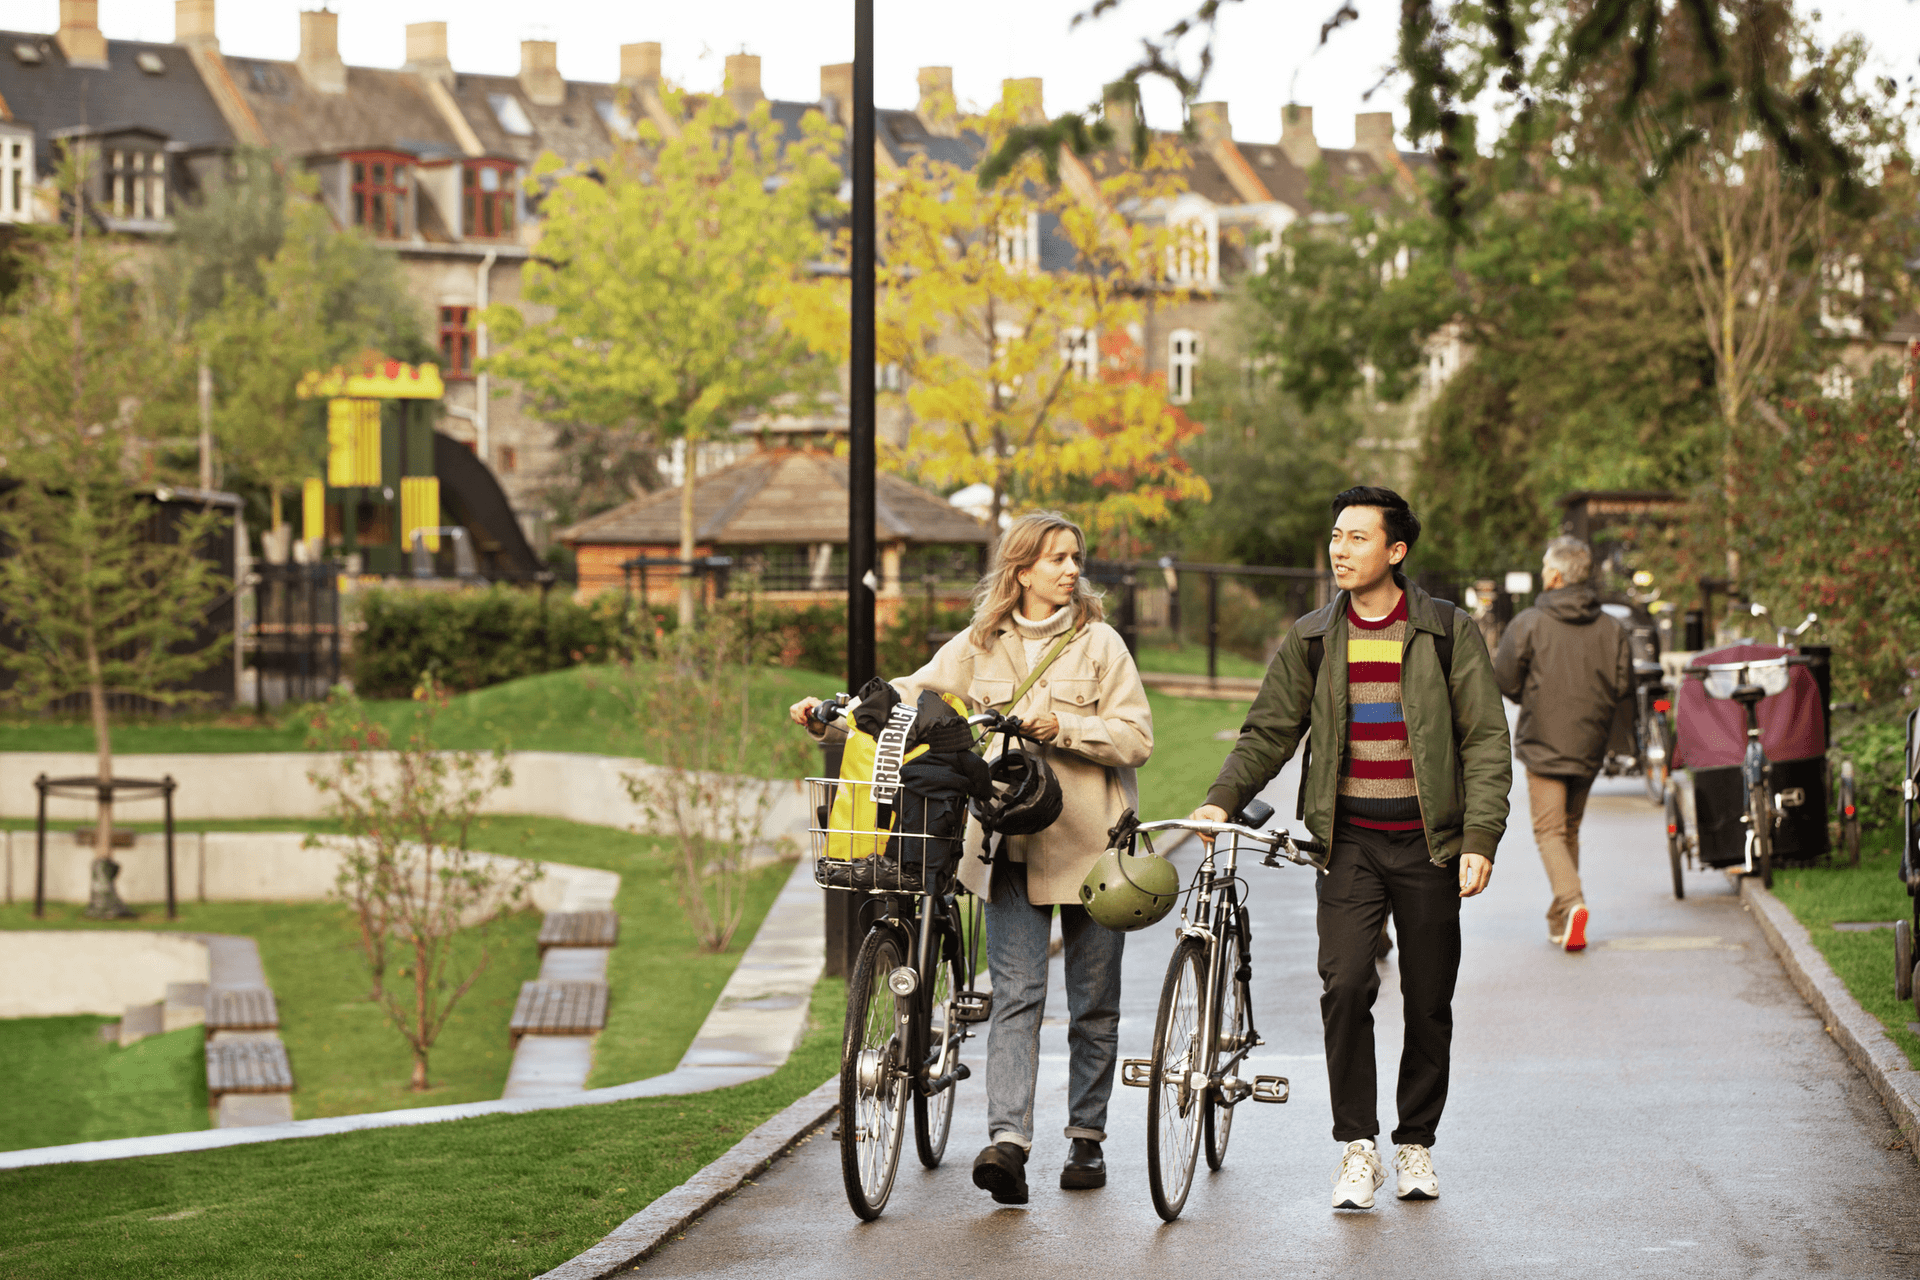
[{"left": 638, "top": 752, "right": 1920, "bottom": 1278}]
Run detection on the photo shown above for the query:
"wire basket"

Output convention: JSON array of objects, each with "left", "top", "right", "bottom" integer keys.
[{"left": 806, "top": 776, "right": 969, "bottom": 895}]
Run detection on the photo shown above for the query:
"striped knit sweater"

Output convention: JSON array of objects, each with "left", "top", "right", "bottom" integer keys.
[{"left": 1339, "top": 595, "right": 1422, "bottom": 832}]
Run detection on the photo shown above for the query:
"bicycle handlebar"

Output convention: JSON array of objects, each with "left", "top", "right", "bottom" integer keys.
[{"left": 1136, "top": 818, "right": 1325, "bottom": 866}]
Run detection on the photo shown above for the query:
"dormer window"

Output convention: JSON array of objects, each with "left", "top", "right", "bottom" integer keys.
[
  {"left": 346, "top": 152, "right": 412, "bottom": 238},
  {"left": 463, "top": 161, "right": 516, "bottom": 239},
  {"left": 108, "top": 148, "right": 167, "bottom": 220},
  {"left": 488, "top": 93, "right": 534, "bottom": 137},
  {"left": 0, "top": 129, "right": 32, "bottom": 224}
]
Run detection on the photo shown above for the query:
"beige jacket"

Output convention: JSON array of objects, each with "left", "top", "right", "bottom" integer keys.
[{"left": 893, "top": 619, "right": 1153, "bottom": 905}]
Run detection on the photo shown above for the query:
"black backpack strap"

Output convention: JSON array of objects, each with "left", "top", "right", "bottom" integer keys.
[
  {"left": 1296, "top": 635, "right": 1324, "bottom": 822},
  {"left": 1432, "top": 599, "right": 1456, "bottom": 684}
]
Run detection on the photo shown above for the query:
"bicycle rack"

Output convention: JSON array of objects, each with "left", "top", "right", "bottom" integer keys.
[{"left": 1251, "top": 1075, "right": 1290, "bottom": 1104}]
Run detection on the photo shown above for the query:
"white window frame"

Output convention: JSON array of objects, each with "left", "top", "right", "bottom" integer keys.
[
  {"left": 1061, "top": 327, "right": 1098, "bottom": 381},
  {"left": 108, "top": 147, "right": 166, "bottom": 220},
  {"left": 993, "top": 320, "right": 1025, "bottom": 401},
  {"left": 997, "top": 213, "right": 1040, "bottom": 274},
  {"left": 1818, "top": 254, "right": 1864, "bottom": 336},
  {"left": 1162, "top": 195, "right": 1220, "bottom": 287},
  {"left": 1168, "top": 328, "right": 1200, "bottom": 404},
  {"left": 1820, "top": 361, "right": 1855, "bottom": 401},
  {"left": 0, "top": 131, "right": 31, "bottom": 223}
]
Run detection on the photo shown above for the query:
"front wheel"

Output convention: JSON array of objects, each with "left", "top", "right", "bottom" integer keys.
[
  {"left": 840, "top": 927, "right": 909, "bottom": 1221},
  {"left": 913, "top": 922, "right": 963, "bottom": 1169},
  {"left": 1204, "top": 919, "right": 1251, "bottom": 1172},
  {"left": 1665, "top": 785, "right": 1686, "bottom": 901},
  {"left": 1749, "top": 783, "right": 1774, "bottom": 890},
  {"left": 1148, "top": 937, "right": 1208, "bottom": 1222}
]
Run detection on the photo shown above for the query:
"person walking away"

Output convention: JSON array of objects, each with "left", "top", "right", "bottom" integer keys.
[
  {"left": 1492, "top": 536, "right": 1631, "bottom": 952},
  {"left": 791, "top": 511, "right": 1151, "bottom": 1205},
  {"left": 1188, "top": 486, "right": 1511, "bottom": 1211}
]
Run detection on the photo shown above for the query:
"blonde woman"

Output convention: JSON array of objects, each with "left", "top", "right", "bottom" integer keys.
[{"left": 792, "top": 510, "right": 1152, "bottom": 1205}]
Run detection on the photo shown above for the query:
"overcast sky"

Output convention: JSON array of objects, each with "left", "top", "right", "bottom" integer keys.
[{"left": 1, "top": 1, "right": 1915, "bottom": 149}]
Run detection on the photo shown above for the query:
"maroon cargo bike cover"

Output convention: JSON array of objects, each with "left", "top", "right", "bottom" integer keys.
[{"left": 1672, "top": 643, "right": 1825, "bottom": 770}]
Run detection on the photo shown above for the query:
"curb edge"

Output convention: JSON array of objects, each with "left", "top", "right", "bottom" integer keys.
[
  {"left": 535, "top": 1075, "right": 840, "bottom": 1279},
  {"left": 1740, "top": 877, "right": 1920, "bottom": 1160}
]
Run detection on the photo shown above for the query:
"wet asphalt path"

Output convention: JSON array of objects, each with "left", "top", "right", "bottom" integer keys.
[{"left": 638, "top": 748, "right": 1920, "bottom": 1278}]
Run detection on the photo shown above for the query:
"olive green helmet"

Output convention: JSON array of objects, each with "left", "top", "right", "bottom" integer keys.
[{"left": 1080, "top": 845, "right": 1180, "bottom": 932}]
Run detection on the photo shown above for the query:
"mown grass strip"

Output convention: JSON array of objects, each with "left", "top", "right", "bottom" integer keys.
[
  {"left": 0, "top": 978, "right": 845, "bottom": 1280},
  {"left": 0, "top": 1018, "right": 210, "bottom": 1152}
]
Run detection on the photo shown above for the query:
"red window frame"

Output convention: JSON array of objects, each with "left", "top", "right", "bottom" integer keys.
[
  {"left": 345, "top": 151, "right": 412, "bottom": 238},
  {"left": 463, "top": 162, "right": 516, "bottom": 239},
  {"left": 439, "top": 306, "right": 474, "bottom": 380}
]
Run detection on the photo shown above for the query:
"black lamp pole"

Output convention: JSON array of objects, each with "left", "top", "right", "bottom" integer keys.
[{"left": 847, "top": 0, "right": 877, "bottom": 693}]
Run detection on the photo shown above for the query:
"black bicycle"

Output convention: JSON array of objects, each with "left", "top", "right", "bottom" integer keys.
[
  {"left": 1119, "top": 798, "right": 1322, "bottom": 1221},
  {"left": 805, "top": 698, "right": 1035, "bottom": 1220}
]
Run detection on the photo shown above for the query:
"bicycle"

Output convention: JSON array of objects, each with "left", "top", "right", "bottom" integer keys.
[
  {"left": 1116, "top": 797, "right": 1324, "bottom": 1221},
  {"left": 1680, "top": 653, "right": 1818, "bottom": 890},
  {"left": 804, "top": 697, "right": 1030, "bottom": 1220}
]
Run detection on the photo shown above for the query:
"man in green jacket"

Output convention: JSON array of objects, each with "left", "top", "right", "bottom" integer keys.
[{"left": 1190, "top": 486, "right": 1511, "bottom": 1211}]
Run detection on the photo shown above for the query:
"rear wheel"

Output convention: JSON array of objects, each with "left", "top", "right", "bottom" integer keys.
[
  {"left": 1642, "top": 714, "right": 1671, "bottom": 806},
  {"left": 1665, "top": 785, "right": 1686, "bottom": 901},
  {"left": 1147, "top": 937, "right": 1207, "bottom": 1222},
  {"left": 1204, "top": 921, "right": 1251, "bottom": 1172},
  {"left": 1748, "top": 783, "right": 1774, "bottom": 890},
  {"left": 913, "top": 921, "right": 962, "bottom": 1169},
  {"left": 1897, "top": 919, "right": 1913, "bottom": 1005},
  {"left": 840, "top": 928, "right": 908, "bottom": 1221}
]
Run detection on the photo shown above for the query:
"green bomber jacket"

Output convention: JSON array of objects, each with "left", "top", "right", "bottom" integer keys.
[{"left": 1205, "top": 575, "right": 1512, "bottom": 867}]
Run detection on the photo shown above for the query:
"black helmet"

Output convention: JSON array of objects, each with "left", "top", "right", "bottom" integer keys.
[{"left": 970, "top": 748, "right": 1063, "bottom": 836}]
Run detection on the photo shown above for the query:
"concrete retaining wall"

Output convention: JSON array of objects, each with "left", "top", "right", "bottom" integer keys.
[
  {"left": 1, "top": 752, "right": 812, "bottom": 842},
  {"left": 4, "top": 830, "right": 618, "bottom": 914},
  {"left": 0, "top": 931, "right": 209, "bottom": 1017}
]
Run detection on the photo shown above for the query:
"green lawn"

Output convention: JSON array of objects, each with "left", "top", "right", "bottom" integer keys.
[
  {"left": 0, "top": 1018, "right": 209, "bottom": 1152},
  {"left": 0, "top": 663, "right": 836, "bottom": 775},
  {"left": 1131, "top": 640, "right": 1269, "bottom": 680},
  {"left": 0, "top": 977, "right": 846, "bottom": 1280},
  {"left": 1, "top": 815, "right": 790, "bottom": 1145},
  {"left": 1769, "top": 835, "right": 1920, "bottom": 1071},
  {"left": 1134, "top": 689, "right": 1253, "bottom": 821}
]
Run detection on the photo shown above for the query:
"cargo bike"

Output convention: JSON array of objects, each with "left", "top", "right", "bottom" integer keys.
[{"left": 1663, "top": 625, "right": 1859, "bottom": 896}]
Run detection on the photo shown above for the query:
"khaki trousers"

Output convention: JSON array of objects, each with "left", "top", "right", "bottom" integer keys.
[{"left": 1526, "top": 771, "right": 1594, "bottom": 936}]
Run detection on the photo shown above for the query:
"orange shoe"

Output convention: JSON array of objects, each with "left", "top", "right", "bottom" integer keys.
[{"left": 1561, "top": 904, "right": 1589, "bottom": 952}]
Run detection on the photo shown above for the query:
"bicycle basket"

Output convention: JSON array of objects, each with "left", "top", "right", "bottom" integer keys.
[{"left": 809, "top": 776, "right": 970, "bottom": 894}]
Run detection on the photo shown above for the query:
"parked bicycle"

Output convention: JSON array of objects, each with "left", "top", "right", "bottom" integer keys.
[
  {"left": 1114, "top": 797, "right": 1323, "bottom": 1221},
  {"left": 804, "top": 696, "right": 1031, "bottom": 1220},
  {"left": 1894, "top": 710, "right": 1919, "bottom": 1012}
]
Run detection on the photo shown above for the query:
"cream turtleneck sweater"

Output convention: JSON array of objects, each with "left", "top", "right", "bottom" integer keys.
[{"left": 1012, "top": 604, "right": 1073, "bottom": 678}]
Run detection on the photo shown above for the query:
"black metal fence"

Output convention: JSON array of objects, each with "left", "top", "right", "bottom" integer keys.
[{"left": 247, "top": 564, "right": 340, "bottom": 708}]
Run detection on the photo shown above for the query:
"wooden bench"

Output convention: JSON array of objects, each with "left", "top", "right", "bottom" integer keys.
[
  {"left": 205, "top": 1039, "right": 294, "bottom": 1096},
  {"left": 206, "top": 988, "right": 279, "bottom": 1031},
  {"left": 508, "top": 980, "right": 609, "bottom": 1045},
  {"left": 537, "top": 910, "right": 619, "bottom": 952}
]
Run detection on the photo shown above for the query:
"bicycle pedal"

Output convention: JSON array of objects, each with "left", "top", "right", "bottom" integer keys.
[
  {"left": 952, "top": 992, "right": 993, "bottom": 1024},
  {"left": 1120, "top": 1058, "right": 1153, "bottom": 1088},
  {"left": 1251, "top": 1075, "right": 1290, "bottom": 1104},
  {"left": 952, "top": 1062, "right": 971, "bottom": 1082}
]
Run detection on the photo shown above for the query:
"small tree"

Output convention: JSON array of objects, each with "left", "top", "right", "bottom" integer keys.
[
  {"left": 611, "top": 618, "right": 810, "bottom": 951},
  {"left": 308, "top": 679, "right": 537, "bottom": 1090},
  {"left": 487, "top": 91, "right": 842, "bottom": 626},
  {"left": 0, "top": 155, "right": 230, "bottom": 917}
]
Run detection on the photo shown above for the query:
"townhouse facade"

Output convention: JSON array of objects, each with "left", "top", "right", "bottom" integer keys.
[{"left": 1, "top": 0, "right": 1445, "bottom": 552}]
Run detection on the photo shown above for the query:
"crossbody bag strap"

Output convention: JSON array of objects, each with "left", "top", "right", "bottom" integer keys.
[{"left": 1000, "top": 625, "right": 1079, "bottom": 712}]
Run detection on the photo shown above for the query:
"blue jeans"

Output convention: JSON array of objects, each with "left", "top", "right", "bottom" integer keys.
[{"left": 982, "top": 862, "right": 1125, "bottom": 1149}]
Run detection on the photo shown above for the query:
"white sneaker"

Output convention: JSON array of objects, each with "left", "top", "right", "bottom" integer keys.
[
  {"left": 1331, "top": 1139, "right": 1385, "bottom": 1209},
  {"left": 1394, "top": 1143, "right": 1439, "bottom": 1200}
]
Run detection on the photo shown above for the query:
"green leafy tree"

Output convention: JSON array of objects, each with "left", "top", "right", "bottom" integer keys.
[
  {"left": 487, "top": 91, "right": 842, "bottom": 626},
  {"left": 0, "top": 157, "right": 230, "bottom": 916}
]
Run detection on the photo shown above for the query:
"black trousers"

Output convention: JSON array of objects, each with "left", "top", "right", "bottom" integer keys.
[{"left": 1316, "top": 822, "right": 1462, "bottom": 1147}]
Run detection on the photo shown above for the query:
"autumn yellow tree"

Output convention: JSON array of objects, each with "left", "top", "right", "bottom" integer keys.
[{"left": 792, "top": 93, "right": 1209, "bottom": 547}]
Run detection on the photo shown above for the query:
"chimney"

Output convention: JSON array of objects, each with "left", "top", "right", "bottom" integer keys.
[
  {"left": 1354, "top": 111, "right": 1398, "bottom": 166},
  {"left": 405, "top": 22, "right": 452, "bottom": 86},
  {"left": 725, "top": 53, "right": 763, "bottom": 113},
  {"left": 519, "top": 39, "right": 564, "bottom": 107},
  {"left": 174, "top": 0, "right": 217, "bottom": 50},
  {"left": 917, "top": 66, "right": 956, "bottom": 134},
  {"left": 1001, "top": 77, "right": 1044, "bottom": 124},
  {"left": 1191, "top": 101, "right": 1231, "bottom": 145},
  {"left": 297, "top": 8, "right": 346, "bottom": 95},
  {"left": 56, "top": 0, "right": 108, "bottom": 69},
  {"left": 620, "top": 42, "right": 661, "bottom": 88},
  {"left": 1280, "top": 103, "right": 1319, "bottom": 168},
  {"left": 1102, "top": 85, "right": 1137, "bottom": 152},
  {"left": 820, "top": 63, "right": 852, "bottom": 125}
]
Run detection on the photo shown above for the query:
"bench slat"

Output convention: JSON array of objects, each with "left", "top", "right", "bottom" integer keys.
[
  {"left": 206, "top": 1039, "right": 294, "bottom": 1095},
  {"left": 536, "top": 911, "right": 619, "bottom": 951},
  {"left": 509, "top": 980, "right": 609, "bottom": 1037}
]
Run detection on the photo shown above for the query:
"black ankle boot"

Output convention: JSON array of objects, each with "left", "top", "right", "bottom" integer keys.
[
  {"left": 972, "top": 1141, "right": 1029, "bottom": 1204},
  {"left": 1060, "top": 1137, "right": 1106, "bottom": 1189}
]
